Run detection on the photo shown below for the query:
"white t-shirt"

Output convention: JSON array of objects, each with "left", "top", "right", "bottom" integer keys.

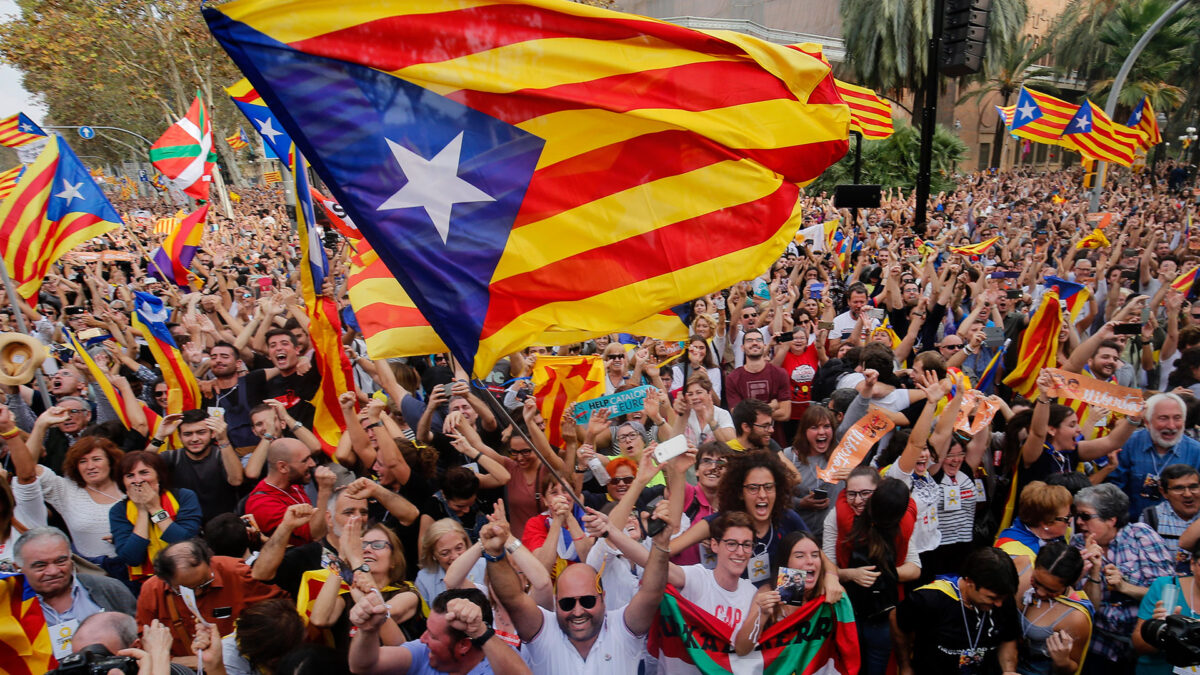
[
  {"left": 684, "top": 407, "right": 734, "bottom": 446},
  {"left": 657, "top": 565, "right": 758, "bottom": 675},
  {"left": 524, "top": 605, "right": 646, "bottom": 674},
  {"left": 12, "top": 468, "right": 121, "bottom": 558},
  {"left": 885, "top": 463, "right": 942, "bottom": 554},
  {"left": 832, "top": 311, "right": 879, "bottom": 342}
]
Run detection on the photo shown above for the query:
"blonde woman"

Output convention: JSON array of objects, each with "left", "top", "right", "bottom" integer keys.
[{"left": 415, "top": 518, "right": 485, "bottom": 607}]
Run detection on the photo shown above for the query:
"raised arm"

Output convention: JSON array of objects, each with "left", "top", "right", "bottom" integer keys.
[{"left": 480, "top": 512, "right": 544, "bottom": 642}]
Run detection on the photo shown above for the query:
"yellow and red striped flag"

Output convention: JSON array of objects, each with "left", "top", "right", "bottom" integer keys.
[
  {"left": 0, "top": 166, "right": 23, "bottom": 201},
  {"left": 226, "top": 127, "right": 250, "bottom": 150},
  {"left": 0, "top": 113, "right": 46, "bottom": 148},
  {"left": 262, "top": 170, "right": 282, "bottom": 185},
  {"left": 950, "top": 235, "right": 1000, "bottom": 257},
  {"left": 1076, "top": 228, "right": 1110, "bottom": 250},
  {"left": 532, "top": 356, "right": 605, "bottom": 447},
  {"left": 1172, "top": 266, "right": 1199, "bottom": 296},
  {"left": 1127, "top": 97, "right": 1162, "bottom": 149},
  {"left": 1002, "top": 289, "right": 1062, "bottom": 399},
  {"left": 153, "top": 216, "right": 180, "bottom": 234},
  {"left": 204, "top": 0, "right": 850, "bottom": 378},
  {"left": 0, "top": 573, "right": 55, "bottom": 674},
  {"left": 995, "top": 87, "right": 1078, "bottom": 149},
  {"left": 835, "top": 79, "right": 894, "bottom": 139},
  {"left": 1061, "top": 100, "right": 1138, "bottom": 167}
]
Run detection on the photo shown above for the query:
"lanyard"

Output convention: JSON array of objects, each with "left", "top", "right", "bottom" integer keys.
[
  {"left": 1148, "top": 448, "right": 1177, "bottom": 478},
  {"left": 214, "top": 384, "right": 237, "bottom": 408},
  {"left": 958, "top": 582, "right": 987, "bottom": 654},
  {"left": 1044, "top": 442, "right": 1068, "bottom": 473}
]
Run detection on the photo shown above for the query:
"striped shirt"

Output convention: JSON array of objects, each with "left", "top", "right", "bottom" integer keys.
[
  {"left": 934, "top": 470, "right": 982, "bottom": 545},
  {"left": 1142, "top": 501, "right": 1200, "bottom": 575}
]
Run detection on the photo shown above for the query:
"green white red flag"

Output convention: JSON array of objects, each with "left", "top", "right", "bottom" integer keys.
[
  {"left": 149, "top": 92, "right": 216, "bottom": 201},
  {"left": 648, "top": 586, "right": 860, "bottom": 674}
]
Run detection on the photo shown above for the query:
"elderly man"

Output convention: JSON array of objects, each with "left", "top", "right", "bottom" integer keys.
[
  {"left": 27, "top": 399, "right": 92, "bottom": 474},
  {"left": 136, "top": 539, "right": 286, "bottom": 661},
  {"left": 348, "top": 588, "right": 530, "bottom": 675},
  {"left": 1109, "top": 393, "right": 1200, "bottom": 519},
  {"left": 1141, "top": 464, "right": 1200, "bottom": 574},
  {"left": 481, "top": 492, "right": 671, "bottom": 672},
  {"left": 243, "top": 437, "right": 336, "bottom": 545},
  {"left": 69, "top": 613, "right": 194, "bottom": 675},
  {"left": 14, "top": 527, "right": 136, "bottom": 659}
]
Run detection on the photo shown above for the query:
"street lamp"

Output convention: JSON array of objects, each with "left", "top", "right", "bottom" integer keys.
[{"left": 1179, "top": 127, "right": 1197, "bottom": 160}]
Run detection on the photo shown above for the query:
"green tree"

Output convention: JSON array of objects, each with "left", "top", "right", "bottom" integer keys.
[
  {"left": 1087, "top": 0, "right": 1194, "bottom": 112},
  {"left": 807, "top": 120, "right": 968, "bottom": 193},
  {"left": 840, "top": 0, "right": 1029, "bottom": 124},
  {"left": 958, "top": 35, "right": 1058, "bottom": 169}
]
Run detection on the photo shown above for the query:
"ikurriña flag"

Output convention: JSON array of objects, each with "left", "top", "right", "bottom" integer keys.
[
  {"left": 204, "top": 0, "right": 850, "bottom": 377},
  {"left": 648, "top": 585, "right": 860, "bottom": 674},
  {"left": 149, "top": 92, "right": 217, "bottom": 201},
  {"left": 0, "top": 135, "right": 121, "bottom": 304}
]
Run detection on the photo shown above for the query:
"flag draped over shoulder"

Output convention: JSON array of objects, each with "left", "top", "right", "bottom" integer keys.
[
  {"left": 149, "top": 204, "right": 207, "bottom": 290},
  {"left": 648, "top": 586, "right": 859, "bottom": 675},
  {"left": 0, "top": 113, "right": 46, "bottom": 148},
  {"left": 0, "top": 573, "right": 55, "bottom": 675},
  {"left": 995, "top": 87, "right": 1078, "bottom": 149},
  {"left": 294, "top": 152, "right": 353, "bottom": 455},
  {"left": 149, "top": 93, "right": 217, "bottom": 201},
  {"left": 0, "top": 135, "right": 122, "bottom": 304},
  {"left": 835, "top": 79, "right": 893, "bottom": 139},
  {"left": 132, "top": 292, "right": 201, "bottom": 415},
  {"left": 204, "top": 0, "right": 850, "bottom": 377},
  {"left": 1003, "top": 289, "right": 1062, "bottom": 398},
  {"left": 532, "top": 356, "right": 604, "bottom": 447}
]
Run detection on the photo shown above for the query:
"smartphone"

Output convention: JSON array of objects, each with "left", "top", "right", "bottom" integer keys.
[
  {"left": 811, "top": 489, "right": 828, "bottom": 501},
  {"left": 516, "top": 389, "right": 530, "bottom": 402},
  {"left": 1122, "top": 248, "right": 1140, "bottom": 258},
  {"left": 775, "top": 331, "right": 795, "bottom": 344},
  {"left": 443, "top": 383, "right": 454, "bottom": 398},
  {"left": 1113, "top": 323, "right": 1141, "bottom": 335},
  {"left": 653, "top": 435, "right": 689, "bottom": 464},
  {"left": 1005, "top": 289, "right": 1022, "bottom": 299},
  {"left": 906, "top": 255, "right": 922, "bottom": 264},
  {"left": 1003, "top": 271, "right": 1021, "bottom": 278},
  {"left": 983, "top": 325, "right": 1005, "bottom": 348},
  {"left": 809, "top": 282, "right": 824, "bottom": 299},
  {"left": 866, "top": 307, "right": 885, "bottom": 323},
  {"left": 818, "top": 321, "right": 835, "bottom": 331},
  {"left": 240, "top": 513, "right": 259, "bottom": 532},
  {"left": 1141, "top": 302, "right": 1152, "bottom": 324}
]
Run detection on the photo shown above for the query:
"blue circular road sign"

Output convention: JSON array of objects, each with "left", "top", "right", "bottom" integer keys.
[{"left": 78, "top": 126, "right": 95, "bottom": 140}]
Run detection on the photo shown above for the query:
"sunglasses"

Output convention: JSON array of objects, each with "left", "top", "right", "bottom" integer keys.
[
  {"left": 604, "top": 354, "right": 625, "bottom": 360},
  {"left": 610, "top": 476, "right": 634, "bottom": 485},
  {"left": 941, "top": 344, "right": 965, "bottom": 350},
  {"left": 558, "top": 595, "right": 599, "bottom": 612},
  {"left": 1074, "top": 512, "right": 1102, "bottom": 522}
]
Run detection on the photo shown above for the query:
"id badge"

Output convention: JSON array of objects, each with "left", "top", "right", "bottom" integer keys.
[
  {"left": 699, "top": 542, "right": 718, "bottom": 570},
  {"left": 50, "top": 619, "right": 79, "bottom": 660},
  {"left": 748, "top": 550, "right": 771, "bottom": 583},
  {"left": 1173, "top": 666, "right": 1200, "bottom": 675},
  {"left": 1142, "top": 474, "right": 1161, "bottom": 499},
  {"left": 944, "top": 484, "right": 963, "bottom": 512},
  {"left": 974, "top": 478, "right": 987, "bottom": 502}
]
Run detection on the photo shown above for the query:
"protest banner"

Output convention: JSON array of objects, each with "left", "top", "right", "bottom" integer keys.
[
  {"left": 571, "top": 384, "right": 654, "bottom": 424},
  {"left": 1044, "top": 367, "right": 1145, "bottom": 417},
  {"left": 817, "top": 405, "right": 894, "bottom": 482}
]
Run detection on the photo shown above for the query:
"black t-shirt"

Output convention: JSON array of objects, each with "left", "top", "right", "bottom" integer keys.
[
  {"left": 160, "top": 447, "right": 241, "bottom": 525},
  {"left": 895, "top": 581, "right": 1020, "bottom": 675},
  {"left": 371, "top": 474, "right": 433, "bottom": 582},
  {"left": 244, "top": 367, "right": 321, "bottom": 428},
  {"left": 273, "top": 538, "right": 336, "bottom": 597},
  {"left": 201, "top": 376, "right": 257, "bottom": 448}
]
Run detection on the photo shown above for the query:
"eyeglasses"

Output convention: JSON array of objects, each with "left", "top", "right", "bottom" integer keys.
[
  {"left": 510, "top": 448, "right": 534, "bottom": 457},
  {"left": 28, "top": 555, "right": 71, "bottom": 572},
  {"left": 719, "top": 539, "right": 754, "bottom": 552},
  {"left": 616, "top": 433, "right": 640, "bottom": 442},
  {"left": 845, "top": 489, "right": 876, "bottom": 501},
  {"left": 610, "top": 476, "right": 634, "bottom": 485},
  {"left": 361, "top": 540, "right": 391, "bottom": 550},
  {"left": 752, "top": 421, "right": 775, "bottom": 431},
  {"left": 1168, "top": 483, "right": 1200, "bottom": 494},
  {"left": 698, "top": 458, "right": 727, "bottom": 469},
  {"left": 1050, "top": 515, "right": 1072, "bottom": 524},
  {"left": 62, "top": 409, "right": 89, "bottom": 416},
  {"left": 557, "top": 595, "right": 599, "bottom": 612},
  {"left": 604, "top": 354, "right": 625, "bottom": 361},
  {"left": 173, "top": 573, "right": 215, "bottom": 597},
  {"left": 743, "top": 482, "right": 776, "bottom": 494},
  {"left": 1074, "top": 512, "right": 1102, "bottom": 522}
]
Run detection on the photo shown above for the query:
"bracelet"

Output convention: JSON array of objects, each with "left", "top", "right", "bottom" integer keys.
[
  {"left": 1088, "top": 576, "right": 1102, "bottom": 583},
  {"left": 0, "top": 428, "right": 18, "bottom": 439},
  {"left": 481, "top": 548, "right": 507, "bottom": 563},
  {"left": 654, "top": 544, "right": 671, "bottom": 555},
  {"left": 472, "top": 452, "right": 482, "bottom": 462},
  {"left": 468, "top": 625, "right": 495, "bottom": 649},
  {"left": 1037, "top": 397, "right": 1051, "bottom": 405},
  {"left": 291, "top": 421, "right": 304, "bottom": 431}
]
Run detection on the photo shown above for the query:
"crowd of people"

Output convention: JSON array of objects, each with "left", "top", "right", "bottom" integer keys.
[{"left": 2, "top": 159, "right": 1199, "bottom": 675}]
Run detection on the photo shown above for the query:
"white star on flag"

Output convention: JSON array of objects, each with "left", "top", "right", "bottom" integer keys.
[
  {"left": 256, "top": 117, "right": 283, "bottom": 145},
  {"left": 377, "top": 132, "right": 495, "bottom": 244},
  {"left": 1073, "top": 116, "right": 1092, "bottom": 131},
  {"left": 18, "top": 123, "right": 32, "bottom": 133},
  {"left": 54, "top": 180, "right": 84, "bottom": 204},
  {"left": 1017, "top": 102, "right": 1037, "bottom": 120}
]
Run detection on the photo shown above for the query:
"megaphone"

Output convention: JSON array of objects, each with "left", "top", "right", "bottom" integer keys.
[{"left": 0, "top": 333, "right": 47, "bottom": 386}]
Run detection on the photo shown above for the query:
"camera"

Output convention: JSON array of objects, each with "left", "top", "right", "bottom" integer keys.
[
  {"left": 49, "top": 644, "right": 139, "bottom": 675},
  {"left": 1141, "top": 615, "right": 1200, "bottom": 667}
]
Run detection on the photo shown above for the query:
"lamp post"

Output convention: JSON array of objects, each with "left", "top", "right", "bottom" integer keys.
[{"left": 1179, "top": 127, "right": 1197, "bottom": 161}]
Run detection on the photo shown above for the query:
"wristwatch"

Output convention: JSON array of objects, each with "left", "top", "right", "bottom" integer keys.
[
  {"left": 355, "top": 563, "right": 371, "bottom": 573},
  {"left": 150, "top": 510, "right": 170, "bottom": 524},
  {"left": 149, "top": 438, "right": 166, "bottom": 447},
  {"left": 469, "top": 626, "right": 495, "bottom": 649},
  {"left": 504, "top": 539, "right": 523, "bottom": 555}
]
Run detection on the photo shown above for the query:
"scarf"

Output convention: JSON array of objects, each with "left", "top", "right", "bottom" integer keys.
[{"left": 126, "top": 491, "right": 179, "bottom": 579}]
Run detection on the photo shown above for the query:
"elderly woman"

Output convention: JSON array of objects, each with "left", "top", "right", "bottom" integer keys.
[
  {"left": 996, "top": 481, "right": 1075, "bottom": 571},
  {"left": 1072, "top": 483, "right": 1173, "bottom": 674}
]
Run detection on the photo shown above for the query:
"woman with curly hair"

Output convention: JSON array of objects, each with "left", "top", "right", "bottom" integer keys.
[{"left": 668, "top": 450, "right": 839, "bottom": 591}]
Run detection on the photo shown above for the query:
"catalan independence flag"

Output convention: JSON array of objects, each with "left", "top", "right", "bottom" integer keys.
[
  {"left": 132, "top": 292, "right": 202, "bottom": 415},
  {"left": 226, "top": 78, "right": 293, "bottom": 161},
  {"left": 204, "top": 0, "right": 850, "bottom": 377},
  {"left": 0, "top": 135, "right": 122, "bottom": 304},
  {"left": 226, "top": 127, "right": 251, "bottom": 150},
  {"left": 1172, "top": 266, "right": 1199, "bottom": 296},
  {"left": 835, "top": 79, "right": 893, "bottom": 139},
  {"left": 1127, "top": 97, "right": 1162, "bottom": 148},
  {"left": 0, "top": 573, "right": 55, "bottom": 674},
  {"left": 1003, "top": 289, "right": 1062, "bottom": 399},
  {"left": 1045, "top": 275, "right": 1091, "bottom": 324},
  {"left": 532, "top": 356, "right": 604, "bottom": 447},
  {"left": 996, "top": 87, "right": 1078, "bottom": 149},
  {"left": 950, "top": 235, "right": 1000, "bottom": 257},
  {"left": 0, "top": 113, "right": 46, "bottom": 148},
  {"left": 649, "top": 586, "right": 859, "bottom": 675},
  {"left": 149, "top": 204, "right": 207, "bottom": 290},
  {"left": 975, "top": 339, "right": 1009, "bottom": 394},
  {"left": 294, "top": 149, "right": 352, "bottom": 455},
  {"left": 0, "top": 165, "right": 24, "bottom": 201},
  {"left": 1062, "top": 100, "right": 1137, "bottom": 167}
]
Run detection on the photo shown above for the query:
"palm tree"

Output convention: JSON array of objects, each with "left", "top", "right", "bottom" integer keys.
[
  {"left": 958, "top": 35, "right": 1059, "bottom": 168},
  {"left": 1087, "top": 0, "right": 1194, "bottom": 114},
  {"left": 840, "top": 0, "right": 1029, "bottom": 127}
]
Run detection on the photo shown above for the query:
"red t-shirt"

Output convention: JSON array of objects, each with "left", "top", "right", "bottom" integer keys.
[
  {"left": 244, "top": 480, "right": 313, "bottom": 546},
  {"left": 781, "top": 344, "right": 820, "bottom": 420}
]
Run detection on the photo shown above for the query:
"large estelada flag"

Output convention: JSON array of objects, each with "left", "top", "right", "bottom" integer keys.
[
  {"left": 226, "top": 78, "right": 293, "bottom": 161},
  {"left": 1127, "top": 97, "right": 1162, "bottom": 149},
  {"left": 0, "top": 113, "right": 46, "bottom": 148},
  {"left": 132, "top": 292, "right": 202, "bottom": 415},
  {"left": 531, "top": 356, "right": 604, "bottom": 447},
  {"left": 0, "top": 135, "right": 121, "bottom": 304},
  {"left": 835, "top": 79, "right": 894, "bottom": 139},
  {"left": 1003, "top": 288, "right": 1063, "bottom": 399},
  {"left": 649, "top": 586, "right": 860, "bottom": 674},
  {"left": 294, "top": 150, "right": 352, "bottom": 455},
  {"left": 149, "top": 204, "right": 207, "bottom": 290},
  {"left": 1061, "top": 100, "right": 1138, "bottom": 167},
  {"left": 149, "top": 92, "right": 217, "bottom": 201},
  {"left": 204, "top": 0, "right": 850, "bottom": 377},
  {"left": 0, "top": 573, "right": 54, "bottom": 674},
  {"left": 996, "top": 87, "right": 1078, "bottom": 149}
]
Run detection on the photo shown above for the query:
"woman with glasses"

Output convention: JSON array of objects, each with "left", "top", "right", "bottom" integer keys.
[
  {"left": 997, "top": 481, "right": 1074, "bottom": 572},
  {"left": 1072, "top": 483, "right": 1173, "bottom": 673},
  {"left": 311, "top": 521, "right": 422, "bottom": 654},
  {"left": 602, "top": 344, "right": 631, "bottom": 394},
  {"left": 107, "top": 450, "right": 202, "bottom": 583},
  {"left": 787, "top": 405, "right": 842, "bottom": 534},
  {"left": 1015, "top": 541, "right": 1094, "bottom": 675},
  {"left": 827, "top": 473, "right": 920, "bottom": 675},
  {"left": 1132, "top": 539, "right": 1200, "bottom": 673}
]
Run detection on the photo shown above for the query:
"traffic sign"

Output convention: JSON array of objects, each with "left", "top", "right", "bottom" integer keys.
[
  {"left": 78, "top": 126, "right": 95, "bottom": 140},
  {"left": 138, "top": 170, "right": 148, "bottom": 183}
]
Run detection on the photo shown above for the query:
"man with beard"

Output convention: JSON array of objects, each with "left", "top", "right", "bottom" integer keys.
[
  {"left": 1062, "top": 329, "right": 1137, "bottom": 441},
  {"left": 244, "top": 438, "right": 337, "bottom": 545},
  {"left": 155, "top": 409, "right": 245, "bottom": 523},
  {"left": 200, "top": 341, "right": 258, "bottom": 450},
  {"left": 1110, "top": 393, "right": 1200, "bottom": 519},
  {"left": 481, "top": 495, "right": 671, "bottom": 673},
  {"left": 245, "top": 328, "right": 321, "bottom": 428},
  {"left": 728, "top": 400, "right": 778, "bottom": 453},
  {"left": 725, "top": 331, "right": 791, "bottom": 446},
  {"left": 1140, "top": 464, "right": 1200, "bottom": 574}
]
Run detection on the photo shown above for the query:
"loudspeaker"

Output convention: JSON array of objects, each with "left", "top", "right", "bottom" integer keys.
[{"left": 834, "top": 184, "right": 883, "bottom": 209}]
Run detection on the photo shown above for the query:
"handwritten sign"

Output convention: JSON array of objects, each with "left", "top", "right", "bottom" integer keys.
[
  {"left": 571, "top": 385, "right": 654, "bottom": 424},
  {"left": 817, "top": 405, "right": 895, "bottom": 482},
  {"left": 1044, "top": 367, "right": 1145, "bottom": 417},
  {"left": 954, "top": 390, "right": 1000, "bottom": 435}
]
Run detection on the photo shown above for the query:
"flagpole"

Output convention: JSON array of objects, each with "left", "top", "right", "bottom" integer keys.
[
  {"left": 211, "top": 166, "right": 236, "bottom": 221},
  {"left": 0, "top": 262, "right": 54, "bottom": 406}
]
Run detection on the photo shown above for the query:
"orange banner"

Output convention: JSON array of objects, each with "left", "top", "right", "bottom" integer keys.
[
  {"left": 954, "top": 390, "right": 1000, "bottom": 435},
  {"left": 1044, "top": 367, "right": 1145, "bottom": 417},
  {"left": 817, "top": 405, "right": 895, "bottom": 482}
]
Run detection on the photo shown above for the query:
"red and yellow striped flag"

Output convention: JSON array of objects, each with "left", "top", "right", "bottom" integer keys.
[
  {"left": 262, "top": 170, "right": 282, "bottom": 185},
  {"left": 1076, "top": 228, "right": 1110, "bottom": 250},
  {"left": 1061, "top": 100, "right": 1138, "bottom": 167},
  {"left": 0, "top": 574, "right": 55, "bottom": 674},
  {"left": 153, "top": 216, "right": 180, "bottom": 235},
  {"left": 995, "top": 87, "right": 1078, "bottom": 149},
  {"left": 1172, "top": 266, "right": 1199, "bottom": 296},
  {"left": 950, "top": 235, "right": 1000, "bottom": 257},
  {"left": 532, "top": 356, "right": 605, "bottom": 447},
  {"left": 835, "top": 79, "right": 894, "bottom": 139},
  {"left": 0, "top": 166, "right": 23, "bottom": 202},
  {"left": 0, "top": 113, "right": 46, "bottom": 149},
  {"left": 1002, "top": 289, "right": 1062, "bottom": 398}
]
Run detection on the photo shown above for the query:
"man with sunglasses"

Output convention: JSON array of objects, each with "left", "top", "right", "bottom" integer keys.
[
  {"left": 135, "top": 539, "right": 285, "bottom": 663},
  {"left": 481, "top": 494, "right": 672, "bottom": 672}
]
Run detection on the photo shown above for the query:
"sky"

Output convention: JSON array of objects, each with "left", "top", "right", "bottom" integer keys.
[{"left": 0, "top": 0, "right": 46, "bottom": 124}]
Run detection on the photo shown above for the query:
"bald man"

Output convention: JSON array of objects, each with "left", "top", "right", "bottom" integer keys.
[
  {"left": 244, "top": 438, "right": 336, "bottom": 545},
  {"left": 481, "top": 501, "right": 672, "bottom": 672}
]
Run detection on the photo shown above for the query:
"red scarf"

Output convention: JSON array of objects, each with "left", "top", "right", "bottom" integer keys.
[{"left": 834, "top": 491, "right": 917, "bottom": 596}]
